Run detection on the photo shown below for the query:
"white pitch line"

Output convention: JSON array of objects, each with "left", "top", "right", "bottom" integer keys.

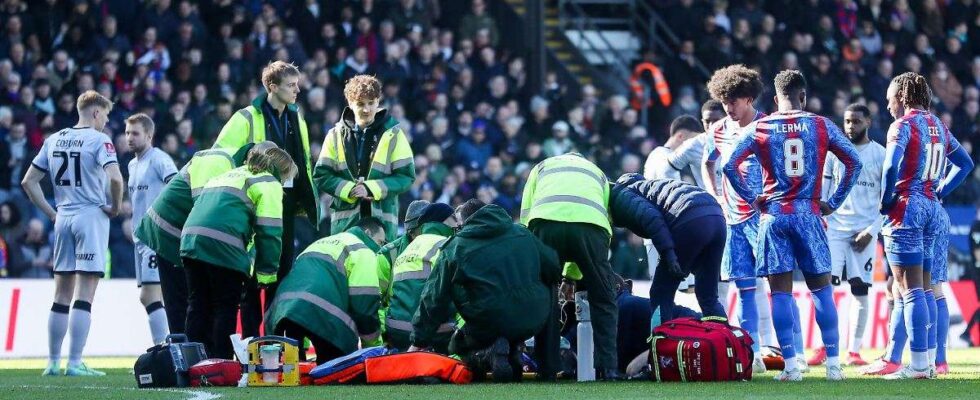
[{"left": 3, "top": 384, "right": 221, "bottom": 400}]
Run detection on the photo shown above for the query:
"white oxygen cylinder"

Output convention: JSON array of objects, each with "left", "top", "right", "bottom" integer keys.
[{"left": 575, "top": 291, "right": 596, "bottom": 382}]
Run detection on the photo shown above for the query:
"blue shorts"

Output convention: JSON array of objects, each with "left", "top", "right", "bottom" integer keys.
[
  {"left": 756, "top": 213, "right": 831, "bottom": 277},
  {"left": 882, "top": 195, "right": 939, "bottom": 268},
  {"left": 721, "top": 214, "right": 759, "bottom": 281},
  {"left": 930, "top": 203, "right": 950, "bottom": 285}
]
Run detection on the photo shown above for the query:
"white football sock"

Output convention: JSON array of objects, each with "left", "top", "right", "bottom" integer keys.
[
  {"left": 48, "top": 304, "right": 70, "bottom": 368},
  {"left": 849, "top": 295, "right": 869, "bottom": 354},
  {"left": 146, "top": 304, "right": 170, "bottom": 345},
  {"left": 67, "top": 302, "right": 93, "bottom": 367}
]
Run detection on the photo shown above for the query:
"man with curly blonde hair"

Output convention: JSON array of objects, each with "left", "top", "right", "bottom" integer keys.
[{"left": 315, "top": 74, "right": 415, "bottom": 243}]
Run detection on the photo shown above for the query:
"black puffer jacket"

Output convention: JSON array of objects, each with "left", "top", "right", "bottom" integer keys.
[{"left": 608, "top": 174, "right": 723, "bottom": 262}]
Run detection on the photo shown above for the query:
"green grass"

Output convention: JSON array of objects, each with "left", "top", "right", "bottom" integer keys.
[{"left": 1, "top": 349, "right": 978, "bottom": 400}]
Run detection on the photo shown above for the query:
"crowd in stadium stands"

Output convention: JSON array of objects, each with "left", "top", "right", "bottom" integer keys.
[{"left": 0, "top": 0, "right": 978, "bottom": 280}]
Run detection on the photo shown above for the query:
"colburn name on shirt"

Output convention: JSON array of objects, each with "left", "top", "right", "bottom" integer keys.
[{"left": 55, "top": 139, "right": 85, "bottom": 148}]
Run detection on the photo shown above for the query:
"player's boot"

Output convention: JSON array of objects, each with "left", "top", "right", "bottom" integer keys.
[
  {"left": 64, "top": 363, "right": 106, "bottom": 377},
  {"left": 798, "top": 357, "right": 810, "bottom": 373},
  {"left": 806, "top": 346, "right": 827, "bottom": 366},
  {"left": 489, "top": 337, "right": 514, "bottom": 383},
  {"left": 826, "top": 365, "right": 845, "bottom": 381},
  {"left": 935, "top": 362, "right": 949, "bottom": 375},
  {"left": 41, "top": 366, "right": 60, "bottom": 376},
  {"left": 752, "top": 355, "right": 767, "bottom": 373},
  {"left": 883, "top": 365, "right": 931, "bottom": 380},
  {"left": 846, "top": 352, "right": 868, "bottom": 366},
  {"left": 860, "top": 358, "right": 902, "bottom": 376},
  {"left": 773, "top": 369, "right": 803, "bottom": 382}
]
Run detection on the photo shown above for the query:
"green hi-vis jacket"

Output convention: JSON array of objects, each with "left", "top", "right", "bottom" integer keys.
[
  {"left": 520, "top": 153, "right": 611, "bottom": 235},
  {"left": 412, "top": 205, "right": 561, "bottom": 348},
  {"left": 384, "top": 222, "right": 457, "bottom": 351},
  {"left": 180, "top": 166, "right": 284, "bottom": 284},
  {"left": 135, "top": 145, "right": 253, "bottom": 265},
  {"left": 212, "top": 94, "right": 319, "bottom": 226},
  {"left": 265, "top": 228, "right": 383, "bottom": 353},
  {"left": 314, "top": 108, "right": 415, "bottom": 242},
  {"left": 519, "top": 153, "right": 612, "bottom": 281}
]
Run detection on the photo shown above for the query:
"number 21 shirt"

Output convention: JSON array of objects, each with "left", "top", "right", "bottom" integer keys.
[
  {"left": 31, "top": 127, "right": 118, "bottom": 216},
  {"left": 724, "top": 110, "right": 862, "bottom": 216}
]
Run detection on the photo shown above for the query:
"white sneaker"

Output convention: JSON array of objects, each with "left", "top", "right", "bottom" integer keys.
[
  {"left": 826, "top": 365, "right": 845, "bottom": 381},
  {"left": 753, "top": 356, "right": 767, "bottom": 374},
  {"left": 883, "top": 365, "right": 931, "bottom": 380},
  {"left": 774, "top": 369, "right": 803, "bottom": 382},
  {"left": 798, "top": 358, "right": 810, "bottom": 373}
]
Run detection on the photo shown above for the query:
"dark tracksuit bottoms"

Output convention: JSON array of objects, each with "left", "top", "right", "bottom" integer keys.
[
  {"left": 183, "top": 258, "right": 247, "bottom": 360},
  {"left": 530, "top": 220, "right": 618, "bottom": 370},
  {"left": 648, "top": 214, "right": 727, "bottom": 326}
]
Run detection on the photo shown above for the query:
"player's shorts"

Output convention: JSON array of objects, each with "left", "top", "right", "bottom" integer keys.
[
  {"left": 756, "top": 213, "right": 831, "bottom": 277},
  {"left": 829, "top": 236, "right": 875, "bottom": 284},
  {"left": 930, "top": 203, "right": 950, "bottom": 285},
  {"left": 882, "top": 194, "right": 939, "bottom": 268},
  {"left": 134, "top": 241, "right": 161, "bottom": 287},
  {"left": 721, "top": 214, "right": 759, "bottom": 281},
  {"left": 53, "top": 207, "right": 110, "bottom": 277}
]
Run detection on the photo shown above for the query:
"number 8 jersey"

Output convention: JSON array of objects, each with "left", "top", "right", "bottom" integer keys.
[
  {"left": 884, "top": 109, "right": 961, "bottom": 200},
  {"left": 726, "top": 110, "right": 861, "bottom": 215},
  {"left": 31, "top": 127, "right": 118, "bottom": 216}
]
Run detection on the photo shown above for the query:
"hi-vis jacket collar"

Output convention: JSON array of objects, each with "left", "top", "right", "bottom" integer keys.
[{"left": 251, "top": 93, "right": 299, "bottom": 114}]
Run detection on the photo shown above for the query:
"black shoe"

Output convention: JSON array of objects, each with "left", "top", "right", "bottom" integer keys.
[
  {"left": 597, "top": 368, "right": 626, "bottom": 381},
  {"left": 490, "top": 338, "right": 515, "bottom": 383},
  {"left": 509, "top": 351, "right": 524, "bottom": 383},
  {"left": 961, "top": 330, "right": 976, "bottom": 347}
]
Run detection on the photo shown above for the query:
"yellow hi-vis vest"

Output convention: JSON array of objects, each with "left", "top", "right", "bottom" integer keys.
[{"left": 519, "top": 153, "right": 612, "bottom": 235}]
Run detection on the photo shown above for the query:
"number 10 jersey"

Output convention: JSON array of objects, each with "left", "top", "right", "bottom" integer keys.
[
  {"left": 31, "top": 126, "right": 118, "bottom": 216},
  {"left": 886, "top": 109, "right": 961, "bottom": 200}
]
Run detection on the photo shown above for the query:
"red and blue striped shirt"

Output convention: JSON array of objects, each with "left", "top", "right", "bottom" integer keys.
[{"left": 724, "top": 110, "right": 862, "bottom": 216}]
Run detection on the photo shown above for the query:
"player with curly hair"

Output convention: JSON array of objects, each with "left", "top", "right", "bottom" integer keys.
[{"left": 701, "top": 65, "right": 774, "bottom": 374}]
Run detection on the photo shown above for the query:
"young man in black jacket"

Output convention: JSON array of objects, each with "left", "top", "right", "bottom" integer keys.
[{"left": 608, "top": 173, "right": 727, "bottom": 328}]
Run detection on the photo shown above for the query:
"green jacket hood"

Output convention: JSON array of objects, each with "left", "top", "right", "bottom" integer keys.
[
  {"left": 457, "top": 204, "right": 512, "bottom": 239},
  {"left": 347, "top": 226, "right": 381, "bottom": 253},
  {"left": 419, "top": 222, "right": 454, "bottom": 237},
  {"left": 251, "top": 93, "right": 299, "bottom": 113},
  {"left": 339, "top": 107, "right": 397, "bottom": 132}
]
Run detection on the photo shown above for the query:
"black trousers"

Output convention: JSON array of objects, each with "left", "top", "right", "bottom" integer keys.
[
  {"left": 530, "top": 220, "right": 618, "bottom": 370},
  {"left": 183, "top": 258, "right": 246, "bottom": 360},
  {"left": 157, "top": 256, "right": 187, "bottom": 334},
  {"left": 275, "top": 318, "right": 344, "bottom": 365},
  {"left": 649, "top": 215, "right": 727, "bottom": 325},
  {"left": 241, "top": 201, "right": 298, "bottom": 338},
  {"left": 448, "top": 288, "right": 561, "bottom": 378}
]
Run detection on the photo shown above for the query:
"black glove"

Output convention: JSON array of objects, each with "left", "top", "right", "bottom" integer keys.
[{"left": 660, "top": 255, "right": 686, "bottom": 278}]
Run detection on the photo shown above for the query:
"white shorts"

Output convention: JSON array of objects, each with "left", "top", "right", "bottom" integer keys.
[
  {"left": 135, "top": 241, "right": 161, "bottom": 286},
  {"left": 53, "top": 208, "right": 110, "bottom": 277},
  {"left": 829, "top": 236, "right": 875, "bottom": 284}
]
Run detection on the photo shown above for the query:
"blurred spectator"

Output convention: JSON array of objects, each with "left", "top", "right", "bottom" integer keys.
[
  {"left": 10, "top": 218, "right": 52, "bottom": 278},
  {"left": 0, "top": 0, "right": 976, "bottom": 283},
  {"left": 458, "top": 0, "right": 498, "bottom": 46}
]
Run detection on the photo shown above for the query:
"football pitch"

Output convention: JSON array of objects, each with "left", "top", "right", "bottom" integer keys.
[{"left": 1, "top": 349, "right": 978, "bottom": 400}]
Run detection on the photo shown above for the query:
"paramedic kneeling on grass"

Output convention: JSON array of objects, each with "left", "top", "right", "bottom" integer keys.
[
  {"left": 266, "top": 218, "right": 387, "bottom": 364},
  {"left": 408, "top": 200, "right": 562, "bottom": 382}
]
